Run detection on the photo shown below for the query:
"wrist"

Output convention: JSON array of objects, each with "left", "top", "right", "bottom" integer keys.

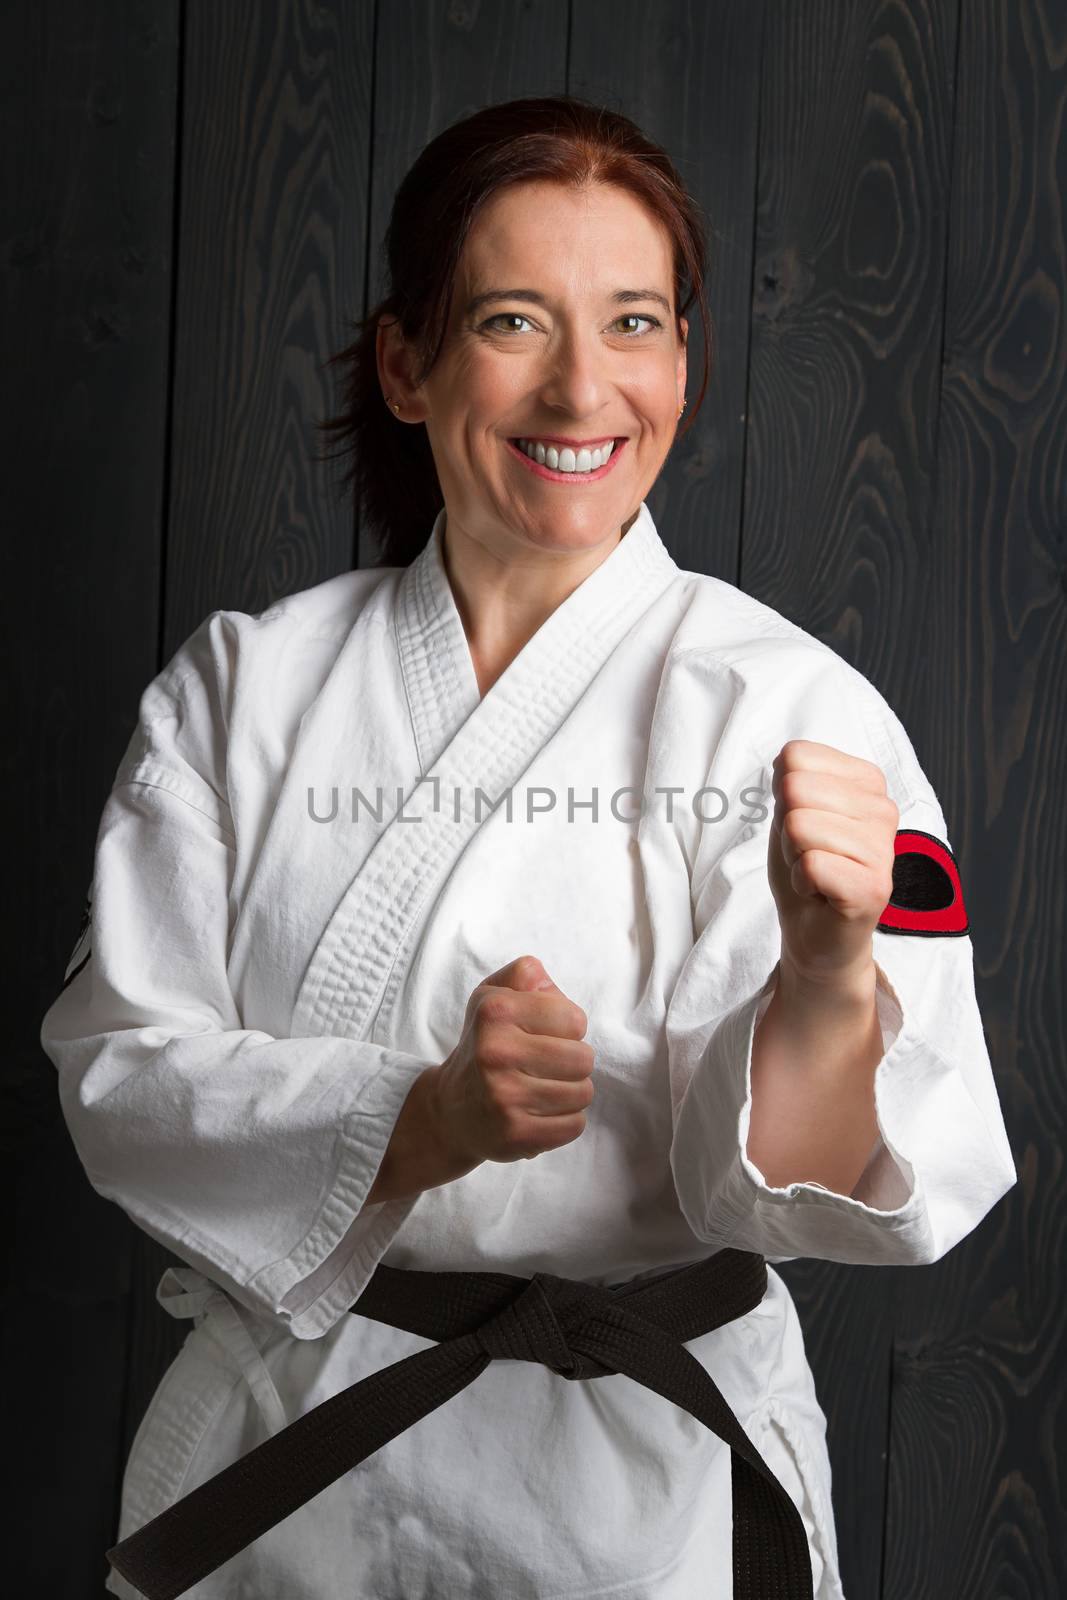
[
  {"left": 365, "top": 1063, "right": 472, "bottom": 1207},
  {"left": 417, "top": 1063, "right": 481, "bottom": 1184},
  {"left": 776, "top": 951, "right": 878, "bottom": 1016}
]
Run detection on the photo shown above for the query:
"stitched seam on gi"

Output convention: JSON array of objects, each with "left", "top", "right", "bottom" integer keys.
[
  {"left": 307, "top": 621, "right": 611, "bottom": 1034},
  {"left": 113, "top": 770, "right": 236, "bottom": 838},
  {"left": 295, "top": 509, "right": 679, "bottom": 1037}
]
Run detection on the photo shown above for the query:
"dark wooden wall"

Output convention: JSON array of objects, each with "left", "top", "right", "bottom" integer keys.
[{"left": 5, "top": 2, "right": 1063, "bottom": 1594}]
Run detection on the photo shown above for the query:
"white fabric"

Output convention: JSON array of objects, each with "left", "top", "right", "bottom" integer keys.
[{"left": 40, "top": 500, "right": 1016, "bottom": 1598}]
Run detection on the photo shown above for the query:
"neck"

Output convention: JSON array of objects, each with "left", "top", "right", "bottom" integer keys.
[{"left": 440, "top": 511, "right": 637, "bottom": 694}]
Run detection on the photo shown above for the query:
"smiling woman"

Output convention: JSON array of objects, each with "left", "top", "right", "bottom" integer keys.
[
  {"left": 317, "top": 95, "right": 711, "bottom": 574},
  {"left": 371, "top": 176, "right": 691, "bottom": 695},
  {"left": 40, "top": 92, "right": 1015, "bottom": 1600}
]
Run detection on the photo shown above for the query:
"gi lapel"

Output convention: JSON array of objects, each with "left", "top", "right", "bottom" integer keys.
[{"left": 290, "top": 502, "right": 680, "bottom": 1043}]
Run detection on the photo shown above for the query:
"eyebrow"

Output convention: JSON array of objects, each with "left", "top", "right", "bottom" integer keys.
[{"left": 464, "top": 288, "right": 673, "bottom": 317}]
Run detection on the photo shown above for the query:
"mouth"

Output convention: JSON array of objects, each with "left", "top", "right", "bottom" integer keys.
[{"left": 504, "top": 436, "right": 628, "bottom": 482}]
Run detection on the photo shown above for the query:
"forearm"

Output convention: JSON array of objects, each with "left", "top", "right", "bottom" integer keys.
[
  {"left": 747, "top": 956, "right": 882, "bottom": 1195},
  {"left": 365, "top": 1063, "right": 477, "bottom": 1205}
]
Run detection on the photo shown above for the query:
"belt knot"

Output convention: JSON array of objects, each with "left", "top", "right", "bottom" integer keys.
[{"left": 473, "top": 1271, "right": 615, "bottom": 1380}]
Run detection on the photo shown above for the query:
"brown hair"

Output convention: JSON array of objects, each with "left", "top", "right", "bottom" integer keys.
[{"left": 316, "top": 94, "right": 714, "bottom": 568}]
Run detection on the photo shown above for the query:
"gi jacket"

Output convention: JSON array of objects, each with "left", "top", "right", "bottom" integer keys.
[{"left": 40, "top": 501, "right": 1017, "bottom": 1599}]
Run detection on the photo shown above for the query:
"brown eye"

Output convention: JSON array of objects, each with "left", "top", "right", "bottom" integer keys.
[
  {"left": 482, "top": 313, "right": 533, "bottom": 333},
  {"left": 613, "top": 314, "right": 661, "bottom": 335}
]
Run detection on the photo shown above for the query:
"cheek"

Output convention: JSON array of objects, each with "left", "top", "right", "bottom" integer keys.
[
  {"left": 626, "top": 373, "right": 676, "bottom": 421},
  {"left": 476, "top": 362, "right": 530, "bottom": 412}
]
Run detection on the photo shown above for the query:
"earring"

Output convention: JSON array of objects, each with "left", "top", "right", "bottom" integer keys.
[
  {"left": 677, "top": 398, "right": 687, "bottom": 419},
  {"left": 385, "top": 396, "right": 402, "bottom": 414}
]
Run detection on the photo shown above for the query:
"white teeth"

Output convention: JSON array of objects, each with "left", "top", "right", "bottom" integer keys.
[{"left": 515, "top": 438, "right": 616, "bottom": 472}]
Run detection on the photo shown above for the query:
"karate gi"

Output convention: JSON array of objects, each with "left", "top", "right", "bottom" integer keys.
[{"left": 40, "top": 501, "right": 1017, "bottom": 1599}]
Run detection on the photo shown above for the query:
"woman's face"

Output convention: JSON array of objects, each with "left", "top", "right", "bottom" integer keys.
[{"left": 381, "top": 179, "right": 688, "bottom": 560}]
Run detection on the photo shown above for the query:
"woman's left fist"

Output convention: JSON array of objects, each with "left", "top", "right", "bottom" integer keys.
[{"left": 766, "top": 739, "right": 898, "bottom": 984}]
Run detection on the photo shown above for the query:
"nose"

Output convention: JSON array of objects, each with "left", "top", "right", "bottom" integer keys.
[{"left": 539, "top": 324, "right": 613, "bottom": 420}]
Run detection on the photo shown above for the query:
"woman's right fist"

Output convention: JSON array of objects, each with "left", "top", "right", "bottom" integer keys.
[{"left": 429, "top": 954, "right": 595, "bottom": 1170}]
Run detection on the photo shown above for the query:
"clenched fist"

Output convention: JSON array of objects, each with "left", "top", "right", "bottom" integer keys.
[
  {"left": 430, "top": 954, "right": 595, "bottom": 1169},
  {"left": 767, "top": 738, "right": 899, "bottom": 984}
]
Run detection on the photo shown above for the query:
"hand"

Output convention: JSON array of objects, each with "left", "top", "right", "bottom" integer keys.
[
  {"left": 430, "top": 955, "right": 595, "bottom": 1168},
  {"left": 767, "top": 739, "right": 898, "bottom": 986}
]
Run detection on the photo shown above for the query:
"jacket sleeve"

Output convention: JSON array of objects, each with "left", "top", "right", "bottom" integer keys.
[
  {"left": 39, "top": 613, "right": 439, "bottom": 1341},
  {"left": 667, "top": 649, "right": 1017, "bottom": 1267}
]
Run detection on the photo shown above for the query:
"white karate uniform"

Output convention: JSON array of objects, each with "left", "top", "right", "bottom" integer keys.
[{"left": 40, "top": 501, "right": 1017, "bottom": 1599}]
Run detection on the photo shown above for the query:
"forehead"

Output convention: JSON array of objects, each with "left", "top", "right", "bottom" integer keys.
[{"left": 459, "top": 181, "right": 674, "bottom": 288}]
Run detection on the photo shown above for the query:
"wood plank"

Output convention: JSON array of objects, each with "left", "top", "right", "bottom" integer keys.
[
  {"left": 883, "top": 0, "right": 1065, "bottom": 1592},
  {"left": 739, "top": 1, "right": 961, "bottom": 1593},
  {"left": 1, "top": 1, "right": 180, "bottom": 1591},
  {"left": 162, "top": 0, "right": 374, "bottom": 654},
  {"left": 3, "top": 1129, "right": 138, "bottom": 1596}
]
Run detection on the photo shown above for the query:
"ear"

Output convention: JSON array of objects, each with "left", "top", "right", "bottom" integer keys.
[
  {"left": 376, "top": 316, "right": 416, "bottom": 412},
  {"left": 676, "top": 314, "right": 688, "bottom": 391},
  {"left": 377, "top": 316, "right": 406, "bottom": 403}
]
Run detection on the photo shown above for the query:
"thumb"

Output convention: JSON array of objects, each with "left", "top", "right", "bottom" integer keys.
[{"left": 482, "top": 954, "right": 559, "bottom": 993}]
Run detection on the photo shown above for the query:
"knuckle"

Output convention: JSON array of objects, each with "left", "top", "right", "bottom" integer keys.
[
  {"left": 781, "top": 808, "right": 805, "bottom": 843},
  {"left": 475, "top": 993, "right": 513, "bottom": 1027},
  {"left": 561, "top": 1007, "right": 588, "bottom": 1040},
  {"left": 780, "top": 771, "right": 805, "bottom": 807},
  {"left": 492, "top": 1085, "right": 519, "bottom": 1121},
  {"left": 477, "top": 1030, "right": 515, "bottom": 1073}
]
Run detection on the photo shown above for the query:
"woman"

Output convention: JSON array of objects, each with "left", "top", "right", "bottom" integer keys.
[{"left": 41, "top": 96, "right": 1016, "bottom": 1599}]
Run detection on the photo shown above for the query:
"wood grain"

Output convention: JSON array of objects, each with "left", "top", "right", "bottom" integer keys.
[
  {"left": 882, "top": 1, "right": 1066, "bottom": 1592},
  {"left": 1, "top": 1, "right": 179, "bottom": 1591},
  {"left": 734, "top": 0, "right": 965, "bottom": 1591},
  {"left": 163, "top": 0, "right": 374, "bottom": 650},
  {"left": 8, "top": 1, "right": 1059, "bottom": 1594}
]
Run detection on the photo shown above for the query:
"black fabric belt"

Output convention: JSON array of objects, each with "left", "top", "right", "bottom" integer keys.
[{"left": 106, "top": 1247, "right": 814, "bottom": 1599}]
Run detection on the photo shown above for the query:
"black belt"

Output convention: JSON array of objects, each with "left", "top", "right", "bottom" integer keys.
[{"left": 106, "top": 1248, "right": 814, "bottom": 1598}]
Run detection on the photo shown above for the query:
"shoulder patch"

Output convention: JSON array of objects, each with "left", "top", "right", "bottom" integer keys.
[{"left": 876, "top": 828, "right": 969, "bottom": 936}]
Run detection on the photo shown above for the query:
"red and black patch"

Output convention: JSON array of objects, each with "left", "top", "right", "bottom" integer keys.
[{"left": 876, "top": 828, "right": 969, "bottom": 936}]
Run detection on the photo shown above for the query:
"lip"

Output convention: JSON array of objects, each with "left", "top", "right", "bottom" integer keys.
[{"left": 505, "top": 437, "right": 627, "bottom": 482}]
